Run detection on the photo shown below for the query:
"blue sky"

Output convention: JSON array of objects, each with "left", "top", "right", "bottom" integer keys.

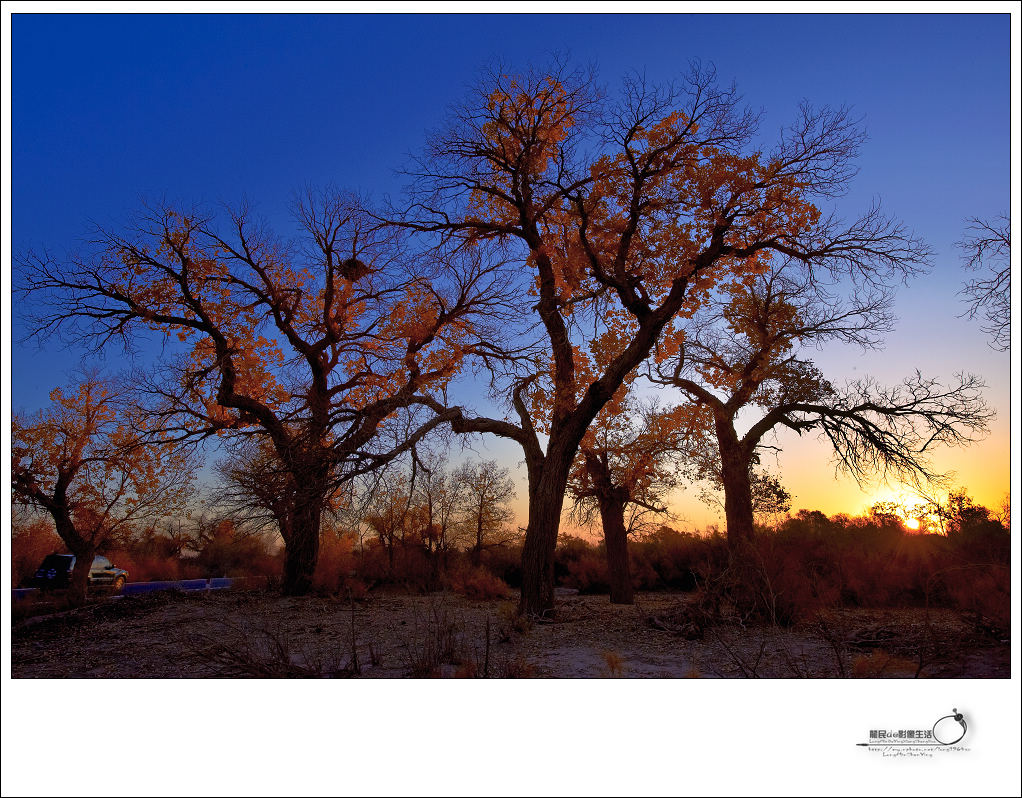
[{"left": 8, "top": 11, "right": 1012, "bottom": 520}]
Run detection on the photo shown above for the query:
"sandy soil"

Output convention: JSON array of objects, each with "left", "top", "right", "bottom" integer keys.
[{"left": 10, "top": 588, "right": 1009, "bottom": 678}]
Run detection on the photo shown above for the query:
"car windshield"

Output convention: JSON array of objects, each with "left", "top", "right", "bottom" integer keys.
[{"left": 92, "top": 557, "right": 111, "bottom": 569}]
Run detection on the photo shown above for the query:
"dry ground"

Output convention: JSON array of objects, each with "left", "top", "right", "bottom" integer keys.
[{"left": 10, "top": 588, "right": 1009, "bottom": 678}]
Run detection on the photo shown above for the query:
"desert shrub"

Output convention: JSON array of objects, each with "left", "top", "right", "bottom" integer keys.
[
  {"left": 312, "top": 531, "right": 359, "bottom": 594},
  {"left": 11, "top": 517, "right": 63, "bottom": 587},
  {"left": 197, "top": 620, "right": 353, "bottom": 678},
  {"left": 632, "top": 527, "right": 717, "bottom": 591},
  {"left": 562, "top": 548, "right": 610, "bottom": 594},
  {"left": 354, "top": 538, "right": 446, "bottom": 592},
  {"left": 394, "top": 545, "right": 444, "bottom": 592},
  {"left": 549, "top": 527, "right": 731, "bottom": 596},
  {"left": 129, "top": 531, "right": 190, "bottom": 561},
  {"left": 553, "top": 535, "right": 594, "bottom": 583},
  {"left": 602, "top": 651, "right": 626, "bottom": 677},
  {"left": 102, "top": 549, "right": 182, "bottom": 582},
  {"left": 179, "top": 519, "right": 285, "bottom": 581},
  {"left": 948, "top": 510, "right": 1010, "bottom": 563},
  {"left": 401, "top": 600, "right": 472, "bottom": 677},
  {"left": 630, "top": 503, "right": 1010, "bottom": 627},
  {"left": 730, "top": 507, "right": 1010, "bottom": 624},
  {"left": 495, "top": 600, "right": 532, "bottom": 640},
  {"left": 626, "top": 550, "right": 661, "bottom": 591},
  {"left": 446, "top": 563, "right": 510, "bottom": 600},
  {"left": 354, "top": 542, "right": 391, "bottom": 585},
  {"left": 937, "top": 564, "right": 1010, "bottom": 633},
  {"left": 193, "top": 523, "right": 282, "bottom": 579},
  {"left": 851, "top": 649, "right": 919, "bottom": 678},
  {"left": 479, "top": 544, "right": 523, "bottom": 588}
]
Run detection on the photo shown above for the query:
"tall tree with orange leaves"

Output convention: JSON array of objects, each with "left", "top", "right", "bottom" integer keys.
[
  {"left": 12, "top": 374, "right": 194, "bottom": 605},
  {"left": 19, "top": 191, "right": 513, "bottom": 594},
  {"left": 403, "top": 61, "right": 931, "bottom": 614}
]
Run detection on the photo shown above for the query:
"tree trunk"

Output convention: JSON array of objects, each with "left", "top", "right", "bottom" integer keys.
[
  {"left": 599, "top": 494, "right": 634, "bottom": 604},
  {"left": 51, "top": 510, "right": 94, "bottom": 608},
  {"left": 717, "top": 423, "right": 755, "bottom": 549},
  {"left": 67, "top": 545, "right": 96, "bottom": 608},
  {"left": 583, "top": 450, "right": 633, "bottom": 604},
  {"left": 519, "top": 454, "right": 572, "bottom": 617},
  {"left": 282, "top": 490, "right": 323, "bottom": 596}
]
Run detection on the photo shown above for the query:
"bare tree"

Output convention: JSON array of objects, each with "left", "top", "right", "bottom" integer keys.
[
  {"left": 18, "top": 191, "right": 511, "bottom": 594},
  {"left": 402, "top": 60, "right": 930, "bottom": 614},
  {"left": 214, "top": 437, "right": 300, "bottom": 538},
  {"left": 957, "top": 213, "right": 1010, "bottom": 351},
  {"left": 452, "top": 459, "right": 517, "bottom": 564},
  {"left": 651, "top": 258, "right": 992, "bottom": 546},
  {"left": 362, "top": 469, "right": 414, "bottom": 572},
  {"left": 407, "top": 451, "right": 462, "bottom": 562}
]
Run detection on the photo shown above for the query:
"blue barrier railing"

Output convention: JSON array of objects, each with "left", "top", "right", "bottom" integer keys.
[{"left": 13, "top": 577, "right": 239, "bottom": 601}]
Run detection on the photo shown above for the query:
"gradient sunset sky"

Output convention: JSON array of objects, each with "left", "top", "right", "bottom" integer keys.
[{"left": 8, "top": 12, "right": 1012, "bottom": 527}]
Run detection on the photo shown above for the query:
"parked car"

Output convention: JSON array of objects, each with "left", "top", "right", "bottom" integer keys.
[{"left": 26, "top": 554, "right": 129, "bottom": 592}]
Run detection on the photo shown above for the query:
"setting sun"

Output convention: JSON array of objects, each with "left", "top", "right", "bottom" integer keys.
[{"left": 867, "top": 486, "right": 943, "bottom": 530}]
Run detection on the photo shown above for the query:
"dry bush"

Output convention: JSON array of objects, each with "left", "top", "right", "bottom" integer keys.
[
  {"left": 562, "top": 549, "right": 610, "bottom": 594},
  {"left": 740, "top": 536, "right": 841, "bottom": 625},
  {"left": 552, "top": 527, "right": 730, "bottom": 597},
  {"left": 392, "top": 546, "right": 444, "bottom": 592},
  {"left": 851, "top": 649, "right": 919, "bottom": 678},
  {"left": 311, "top": 532, "right": 359, "bottom": 594},
  {"left": 342, "top": 577, "right": 371, "bottom": 601},
  {"left": 552, "top": 535, "right": 606, "bottom": 592},
  {"left": 399, "top": 599, "right": 534, "bottom": 678},
  {"left": 602, "top": 651, "right": 626, "bottom": 677},
  {"left": 631, "top": 507, "right": 1009, "bottom": 630},
  {"left": 11, "top": 518, "right": 63, "bottom": 587},
  {"left": 400, "top": 599, "right": 474, "bottom": 677},
  {"left": 478, "top": 544, "right": 523, "bottom": 588},
  {"left": 722, "top": 511, "right": 1011, "bottom": 626},
  {"left": 356, "top": 540, "right": 443, "bottom": 593},
  {"left": 445, "top": 563, "right": 510, "bottom": 600},
  {"left": 631, "top": 527, "right": 721, "bottom": 591},
  {"left": 195, "top": 620, "right": 354, "bottom": 678},
  {"left": 937, "top": 564, "right": 1010, "bottom": 638},
  {"left": 495, "top": 600, "right": 532, "bottom": 641},
  {"left": 353, "top": 542, "right": 391, "bottom": 584},
  {"left": 195, "top": 528, "right": 281, "bottom": 579},
  {"left": 101, "top": 549, "right": 205, "bottom": 583}
]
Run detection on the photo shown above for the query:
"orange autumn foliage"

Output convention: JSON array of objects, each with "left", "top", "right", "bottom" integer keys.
[{"left": 11, "top": 375, "right": 194, "bottom": 555}]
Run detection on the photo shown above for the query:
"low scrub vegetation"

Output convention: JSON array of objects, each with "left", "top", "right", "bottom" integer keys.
[{"left": 13, "top": 493, "right": 1008, "bottom": 636}]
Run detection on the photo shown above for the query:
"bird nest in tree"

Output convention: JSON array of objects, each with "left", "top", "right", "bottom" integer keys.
[{"left": 339, "top": 258, "right": 372, "bottom": 281}]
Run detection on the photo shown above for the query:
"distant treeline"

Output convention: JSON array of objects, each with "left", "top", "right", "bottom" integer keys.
[{"left": 13, "top": 490, "right": 1008, "bottom": 631}]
